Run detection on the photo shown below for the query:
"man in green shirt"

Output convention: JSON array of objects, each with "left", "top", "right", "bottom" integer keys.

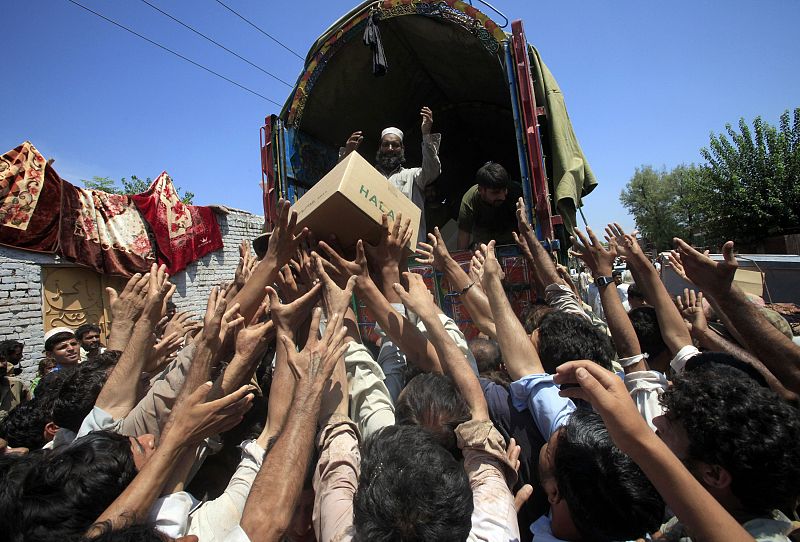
[{"left": 457, "top": 162, "right": 520, "bottom": 249}]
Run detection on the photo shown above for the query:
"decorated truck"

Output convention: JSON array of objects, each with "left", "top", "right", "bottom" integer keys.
[{"left": 258, "top": 0, "right": 597, "bottom": 338}]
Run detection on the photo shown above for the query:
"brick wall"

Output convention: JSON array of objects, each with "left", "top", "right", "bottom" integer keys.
[{"left": 0, "top": 208, "right": 263, "bottom": 382}]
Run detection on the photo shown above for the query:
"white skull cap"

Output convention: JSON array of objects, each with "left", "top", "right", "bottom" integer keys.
[
  {"left": 380, "top": 127, "right": 404, "bottom": 141},
  {"left": 44, "top": 327, "right": 74, "bottom": 342}
]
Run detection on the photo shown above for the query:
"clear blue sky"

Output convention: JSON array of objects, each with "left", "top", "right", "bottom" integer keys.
[{"left": 3, "top": 0, "right": 798, "bottom": 232}]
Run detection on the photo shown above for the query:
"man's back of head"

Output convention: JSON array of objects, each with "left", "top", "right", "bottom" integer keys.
[
  {"left": 353, "top": 425, "right": 473, "bottom": 542},
  {"left": 660, "top": 363, "right": 800, "bottom": 517},
  {"left": 537, "top": 312, "right": 614, "bottom": 373}
]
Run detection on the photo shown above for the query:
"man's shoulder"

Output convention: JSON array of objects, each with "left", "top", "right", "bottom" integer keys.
[{"left": 460, "top": 184, "right": 480, "bottom": 203}]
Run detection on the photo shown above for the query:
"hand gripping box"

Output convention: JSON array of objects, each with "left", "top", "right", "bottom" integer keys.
[{"left": 290, "top": 151, "right": 421, "bottom": 252}]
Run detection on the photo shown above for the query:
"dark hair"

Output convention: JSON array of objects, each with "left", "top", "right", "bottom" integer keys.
[
  {"left": 1, "top": 431, "right": 137, "bottom": 542},
  {"left": 627, "top": 283, "right": 645, "bottom": 301},
  {"left": 51, "top": 352, "right": 118, "bottom": 432},
  {"left": 661, "top": 364, "right": 800, "bottom": 515},
  {"left": 475, "top": 161, "right": 509, "bottom": 189},
  {"left": 521, "top": 301, "right": 553, "bottom": 334},
  {"left": 555, "top": 409, "right": 664, "bottom": 541},
  {"left": 537, "top": 312, "right": 614, "bottom": 373},
  {"left": 469, "top": 338, "right": 501, "bottom": 374},
  {"left": 628, "top": 307, "right": 667, "bottom": 360},
  {"left": 395, "top": 373, "right": 471, "bottom": 456},
  {"left": 353, "top": 425, "right": 473, "bottom": 542},
  {"left": 0, "top": 340, "right": 23, "bottom": 362},
  {"left": 0, "top": 398, "right": 49, "bottom": 449},
  {"left": 75, "top": 323, "right": 101, "bottom": 340},
  {"left": 44, "top": 331, "right": 75, "bottom": 352},
  {"left": 33, "top": 364, "right": 76, "bottom": 399},
  {"left": 684, "top": 352, "right": 768, "bottom": 387}
]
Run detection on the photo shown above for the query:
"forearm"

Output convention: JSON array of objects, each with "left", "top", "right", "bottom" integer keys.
[
  {"left": 416, "top": 309, "right": 489, "bottom": 420},
  {"left": 598, "top": 284, "right": 643, "bottom": 364},
  {"left": 357, "top": 279, "right": 442, "bottom": 373},
  {"left": 523, "top": 232, "right": 561, "bottom": 289},
  {"left": 628, "top": 252, "right": 692, "bottom": 354},
  {"left": 692, "top": 327, "right": 795, "bottom": 400},
  {"left": 241, "top": 391, "right": 321, "bottom": 541},
  {"left": 232, "top": 257, "right": 279, "bottom": 324},
  {"left": 485, "top": 275, "right": 543, "bottom": 379},
  {"left": 265, "top": 330, "right": 295, "bottom": 438},
  {"left": 442, "top": 258, "right": 496, "bottom": 338},
  {"left": 107, "top": 320, "right": 135, "bottom": 352},
  {"left": 96, "top": 316, "right": 158, "bottom": 418},
  {"left": 630, "top": 432, "right": 755, "bottom": 542},
  {"left": 709, "top": 285, "right": 800, "bottom": 394}
]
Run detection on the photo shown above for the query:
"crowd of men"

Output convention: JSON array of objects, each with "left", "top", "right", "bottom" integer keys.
[
  {"left": 1, "top": 190, "right": 798, "bottom": 542},
  {"left": 1, "top": 106, "right": 799, "bottom": 542}
]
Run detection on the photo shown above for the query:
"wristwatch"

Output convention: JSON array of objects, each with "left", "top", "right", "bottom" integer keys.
[{"left": 595, "top": 276, "right": 614, "bottom": 288}]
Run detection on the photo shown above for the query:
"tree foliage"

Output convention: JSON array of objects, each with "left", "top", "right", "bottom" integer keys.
[
  {"left": 81, "top": 175, "right": 195, "bottom": 204},
  {"left": 695, "top": 108, "right": 800, "bottom": 246},
  {"left": 621, "top": 108, "right": 800, "bottom": 250},
  {"left": 619, "top": 164, "right": 698, "bottom": 251}
]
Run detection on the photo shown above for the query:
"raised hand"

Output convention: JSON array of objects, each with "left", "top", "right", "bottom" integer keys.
[
  {"left": 314, "top": 253, "right": 357, "bottom": 318},
  {"left": 316, "top": 237, "right": 369, "bottom": 289},
  {"left": 233, "top": 310, "right": 274, "bottom": 363},
  {"left": 264, "top": 283, "right": 322, "bottom": 337},
  {"left": 344, "top": 130, "right": 364, "bottom": 155},
  {"left": 420, "top": 106, "right": 433, "bottom": 135},
  {"left": 469, "top": 248, "right": 486, "bottom": 285},
  {"left": 673, "top": 238, "right": 737, "bottom": 295},
  {"left": 164, "top": 311, "right": 202, "bottom": 341},
  {"left": 667, "top": 250, "right": 690, "bottom": 282},
  {"left": 266, "top": 199, "right": 309, "bottom": 271},
  {"left": 201, "top": 287, "right": 243, "bottom": 347},
  {"left": 276, "top": 263, "right": 308, "bottom": 304},
  {"left": 280, "top": 308, "right": 348, "bottom": 388},
  {"left": 515, "top": 197, "right": 535, "bottom": 240},
  {"left": 414, "top": 227, "right": 451, "bottom": 272},
  {"left": 166, "top": 382, "right": 255, "bottom": 445},
  {"left": 604, "top": 223, "right": 642, "bottom": 260},
  {"left": 108, "top": 271, "right": 150, "bottom": 324},
  {"left": 392, "top": 271, "right": 438, "bottom": 318},
  {"left": 478, "top": 241, "right": 505, "bottom": 288},
  {"left": 234, "top": 240, "right": 257, "bottom": 287},
  {"left": 511, "top": 230, "right": 534, "bottom": 262},
  {"left": 571, "top": 226, "right": 617, "bottom": 277},
  {"left": 365, "top": 213, "right": 413, "bottom": 271},
  {"left": 676, "top": 289, "right": 708, "bottom": 335},
  {"left": 142, "top": 264, "right": 172, "bottom": 323}
]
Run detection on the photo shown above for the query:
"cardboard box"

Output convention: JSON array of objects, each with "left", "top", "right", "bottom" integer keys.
[{"left": 290, "top": 152, "right": 421, "bottom": 251}]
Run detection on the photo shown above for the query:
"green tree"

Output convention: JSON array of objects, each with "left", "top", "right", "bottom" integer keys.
[
  {"left": 619, "top": 164, "right": 698, "bottom": 251},
  {"left": 81, "top": 175, "right": 194, "bottom": 204},
  {"left": 695, "top": 108, "right": 800, "bottom": 247}
]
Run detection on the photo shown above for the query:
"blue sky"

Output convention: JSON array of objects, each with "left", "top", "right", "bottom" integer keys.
[{"left": 3, "top": 0, "right": 798, "bottom": 232}]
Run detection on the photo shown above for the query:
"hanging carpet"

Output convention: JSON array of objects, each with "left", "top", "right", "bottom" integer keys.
[
  {"left": 0, "top": 141, "right": 61, "bottom": 253},
  {"left": 59, "top": 180, "right": 155, "bottom": 276},
  {"left": 131, "top": 172, "right": 222, "bottom": 274}
]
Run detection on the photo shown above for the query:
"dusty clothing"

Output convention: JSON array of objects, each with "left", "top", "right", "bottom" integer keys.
[{"left": 312, "top": 416, "right": 520, "bottom": 542}]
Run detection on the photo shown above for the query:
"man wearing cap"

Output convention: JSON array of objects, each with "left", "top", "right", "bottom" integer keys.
[
  {"left": 43, "top": 327, "right": 81, "bottom": 369},
  {"left": 341, "top": 106, "right": 441, "bottom": 242}
]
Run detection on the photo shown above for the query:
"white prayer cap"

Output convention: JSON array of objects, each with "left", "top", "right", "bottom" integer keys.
[
  {"left": 380, "top": 127, "right": 404, "bottom": 141},
  {"left": 44, "top": 327, "right": 74, "bottom": 345}
]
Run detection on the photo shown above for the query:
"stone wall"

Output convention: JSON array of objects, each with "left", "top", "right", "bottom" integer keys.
[{"left": 0, "top": 208, "right": 263, "bottom": 382}]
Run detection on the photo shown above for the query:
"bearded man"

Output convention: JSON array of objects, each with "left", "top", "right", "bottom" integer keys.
[{"left": 341, "top": 106, "right": 441, "bottom": 242}]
